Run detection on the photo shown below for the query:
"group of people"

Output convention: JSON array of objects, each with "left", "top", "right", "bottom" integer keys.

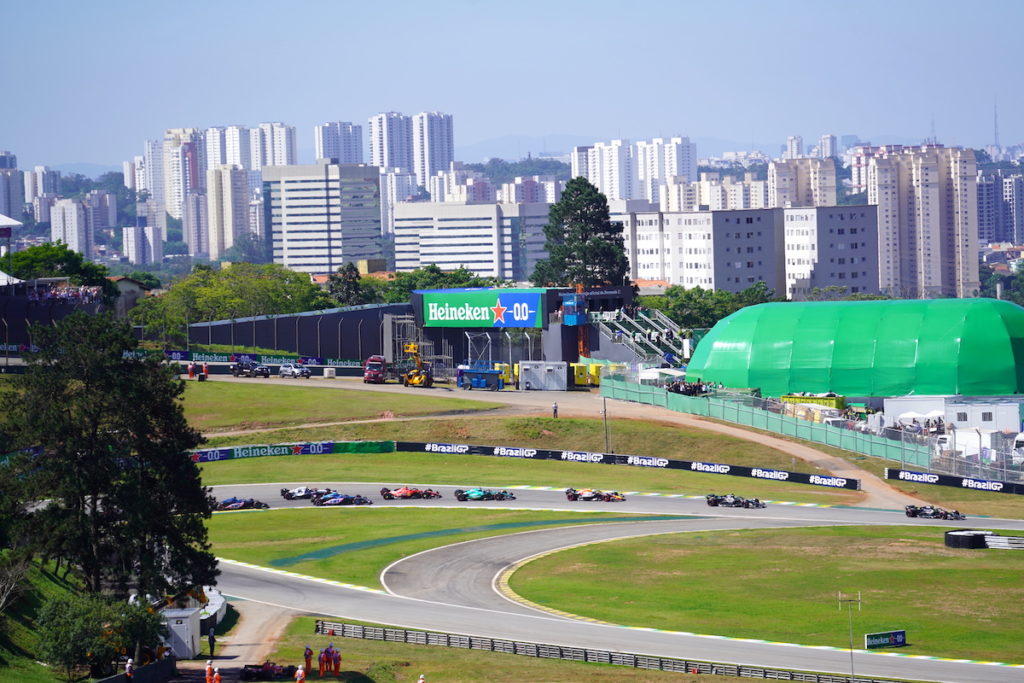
[
  {"left": 26, "top": 284, "right": 102, "bottom": 303},
  {"left": 187, "top": 361, "right": 209, "bottom": 378},
  {"left": 665, "top": 380, "right": 714, "bottom": 396},
  {"left": 306, "top": 643, "right": 342, "bottom": 677}
]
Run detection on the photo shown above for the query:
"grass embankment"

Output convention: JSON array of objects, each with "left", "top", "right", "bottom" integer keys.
[
  {"left": 511, "top": 525, "right": 1024, "bottom": 662},
  {"left": 200, "top": 416, "right": 863, "bottom": 505},
  {"left": 209, "top": 508, "right": 672, "bottom": 590},
  {"left": 0, "top": 562, "right": 80, "bottom": 683},
  {"left": 183, "top": 382, "right": 500, "bottom": 433},
  {"left": 266, "top": 615, "right": 748, "bottom": 683}
]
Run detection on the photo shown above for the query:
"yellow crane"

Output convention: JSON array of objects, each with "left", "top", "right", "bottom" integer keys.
[{"left": 401, "top": 342, "right": 433, "bottom": 388}]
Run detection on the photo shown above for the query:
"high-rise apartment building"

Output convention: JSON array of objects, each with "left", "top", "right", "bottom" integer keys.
[
  {"left": 977, "top": 172, "right": 1001, "bottom": 244},
  {"left": 262, "top": 161, "right": 383, "bottom": 274},
  {"left": 136, "top": 199, "right": 168, "bottom": 241},
  {"left": 785, "top": 136, "right": 804, "bottom": 160},
  {"left": 768, "top": 158, "right": 837, "bottom": 208},
  {"left": 51, "top": 198, "right": 92, "bottom": 256},
  {"left": 24, "top": 165, "right": 60, "bottom": 203},
  {"left": 205, "top": 127, "right": 226, "bottom": 170},
  {"left": 224, "top": 126, "right": 253, "bottom": 169},
  {"left": 660, "top": 173, "right": 769, "bottom": 212},
  {"left": 866, "top": 144, "right": 978, "bottom": 298},
  {"left": 182, "top": 191, "right": 208, "bottom": 258},
  {"left": 252, "top": 122, "right": 297, "bottom": 169},
  {"left": 412, "top": 112, "right": 454, "bottom": 188},
  {"left": 162, "top": 128, "right": 205, "bottom": 219},
  {"left": 1004, "top": 175, "right": 1024, "bottom": 244},
  {"left": 315, "top": 122, "right": 363, "bottom": 163},
  {"left": 783, "top": 206, "right": 879, "bottom": 299},
  {"left": 635, "top": 137, "right": 697, "bottom": 203},
  {"left": 573, "top": 137, "right": 697, "bottom": 203},
  {"left": 83, "top": 190, "right": 117, "bottom": 231},
  {"left": 587, "top": 140, "right": 636, "bottom": 201},
  {"left": 144, "top": 140, "right": 164, "bottom": 205},
  {"left": 0, "top": 151, "right": 16, "bottom": 169},
  {"left": 819, "top": 134, "right": 838, "bottom": 159},
  {"left": 206, "top": 165, "right": 250, "bottom": 260},
  {"left": 500, "top": 176, "right": 562, "bottom": 204},
  {"left": 122, "top": 225, "right": 163, "bottom": 265},
  {"left": 368, "top": 112, "right": 413, "bottom": 172},
  {"left": 378, "top": 167, "right": 418, "bottom": 237},
  {"left": 0, "top": 169, "right": 24, "bottom": 220}
]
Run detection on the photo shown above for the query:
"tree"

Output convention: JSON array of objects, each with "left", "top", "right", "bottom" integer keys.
[
  {"left": 327, "top": 262, "right": 369, "bottom": 307},
  {"left": 124, "top": 271, "right": 162, "bottom": 290},
  {"left": 647, "top": 282, "right": 781, "bottom": 329},
  {"left": 222, "top": 232, "right": 271, "bottom": 264},
  {"left": 530, "top": 177, "right": 628, "bottom": 287},
  {"left": 383, "top": 264, "right": 501, "bottom": 303},
  {"left": 10, "top": 242, "right": 111, "bottom": 287},
  {"left": 1, "top": 313, "right": 217, "bottom": 597}
]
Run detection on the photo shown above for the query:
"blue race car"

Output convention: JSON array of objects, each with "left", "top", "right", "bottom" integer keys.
[{"left": 312, "top": 492, "right": 373, "bottom": 506}]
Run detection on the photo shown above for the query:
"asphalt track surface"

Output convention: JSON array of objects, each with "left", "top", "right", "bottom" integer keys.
[{"left": 213, "top": 482, "right": 1024, "bottom": 682}]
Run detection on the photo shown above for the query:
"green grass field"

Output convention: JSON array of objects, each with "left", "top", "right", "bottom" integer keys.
[
  {"left": 510, "top": 525, "right": 1024, "bottom": 661},
  {"left": 183, "top": 382, "right": 500, "bottom": 433},
  {"left": 209, "top": 508, "right": 671, "bottom": 589}
]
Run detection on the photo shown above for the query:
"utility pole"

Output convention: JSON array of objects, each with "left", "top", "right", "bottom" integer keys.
[
  {"left": 838, "top": 591, "right": 861, "bottom": 680},
  {"left": 602, "top": 396, "right": 611, "bottom": 453}
]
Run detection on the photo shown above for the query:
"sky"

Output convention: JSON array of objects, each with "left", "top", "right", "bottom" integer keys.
[{"left": 4, "top": 0, "right": 1023, "bottom": 171}]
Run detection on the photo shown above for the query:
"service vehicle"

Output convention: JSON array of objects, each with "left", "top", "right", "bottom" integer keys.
[
  {"left": 280, "top": 486, "right": 332, "bottom": 500},
  {"left": 379, "top": 485, "right": 442, "bottom": 500},
  {"left": 230, "top": 360, "right": 270, "bottom": 378},
  {"left": 363, "top": 355, "right": 389, "bottom": 383},
  {"left": 279, "top": 362, "right": 311, "bottom": 379},
  {"left": 905, "top": 505, "right": 966, "bottom": 520},
  {"left": 312, "top": 492, "right": 373, "bottom": 506},
  {"left": 454, "top": 487, "right": 517, "bottom": 501},
  {"left": 400, "top": 343, "right": 433, "bottom": 387},
  {"left": 705, "top": 493, "right": 766, "bottom": 508},
  {"left": 565, "top": 487, "right": 626, "bottom": 502}
]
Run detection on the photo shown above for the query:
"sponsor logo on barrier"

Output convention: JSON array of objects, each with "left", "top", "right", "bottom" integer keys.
[
  {"left": 628, "top": 456, "right": 669, "bottom": 467},
  {"left": 192, "top": 352, "right": 231, "bottom": 362},
  {"left": 234, "top": 445, "right": 293, "bottom": 458},
  {"left": 751, "top": 468, "right": 789, "bottom": 481},
  {"left": 809, "top": 475, "right": 848, "bottom": 487},
  {"left": 561, "top": 451, "right": 604, "bottom": 462},
  {"left": 190, "top": 449, "right": 232, "bottom": 463},
  {"left": 424, "top": 443, "right": 470, "bottom": 454},
  {"left": 492, "top": 446, "right": 537, "bottom": 458},
  {"left": 898, "top": 471, "right": 940, "bottom": 484},
  {"left": 962, "top": 478, "right": 1004, "bottom": 491},
  {"left": 865, "top": 630, "right": 906, "bottom": 649},
  {"left": 691, "top": 462, "right": 730, "bottom": 474}
]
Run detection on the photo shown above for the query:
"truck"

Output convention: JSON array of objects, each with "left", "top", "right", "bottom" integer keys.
[{"left": 363, "top": 355, "right": 388, "bottom": 383}]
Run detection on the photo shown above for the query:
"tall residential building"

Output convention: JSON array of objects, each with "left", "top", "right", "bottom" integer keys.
[
  {"left": 378, "top": 167, "right": 418, "bottom": 236},
  {"left": 783, "top": 206, "right": 880, "bottom": 300},
  {"left": 83, "top": 190, "right": 117, "bottom": 230},
  {"left": 569, "top": 145, "right": 592, "bottom": 179},
  {"left": 587, "top": 140, "right": 636, "bottom": 201},
  {"left": 393, "top": 202, "right": 550, "bottom": 280},
  {"left": 500, "top": 176, "right": 562, "bottom": 204},
  {"left": 0, "top": 151, "right": 16, "bottom": 169},
  {"left": 1004, "top": 175, "right": 1024, "bottom": 244},
  {"left": 977, "top": 172, "right": 1001, "bottom": 244},
  {"left": 182, "top": 191, "right": 208, "bottom": 258},
  {"left": 162, "top": 128, "right": 205, "bottom": 219},
  {"left": 785, "top": 136, "right": 804, "bottom": 160},
  {"left": 252, "top": 122, "right": 296, "bottom": 169},
  {"left": 768, "top": 158, "right": 837, "bottom": 208},
  {"left": 143, "top": 139, "right": 164, "bottom": 204},
  {"left": 136, "top": 199, "right": 168, "bottom": 241},
  {"left": 206, "top": 165, "right": 250, "bottom": 260},
  {"left": 24, "top": 165, "right": 60, "bottom": 202},
  {"left": 122, "top": 225, "right": 163, "bottom": 265},
  {"left": 32, "top": 193, "right": 59, "bottom": 223},
  {"left": 661, "top": 172, "right": 769, "bottom": 212},
  {"left": 0, "top": 169, "right": 24, "bottom": 220},
  {"left": 427, "top": 162, "right": 493, "bottom": 203},
  {"left": 866, "top": 144, "right": 978, "bottom": 298},
  {"left": 819, "top": 134, "right": 838, "bottom": 159},
  {"left": 51, "top": 198, "right": 92, "bottom": 256},
  {"left": 412, "top": 112, "right": 454, "bottom": 188},
  {"left": 122, "top": 156, "right": 144, "bottom": 191},
  {"left": 224, "top": 126, "right": 253, "bottom": 169},
  {"left": 635, "top": 137, "right": 697, "bottom": 202},
  {"left": 315, "top": 122, "right": 363, "bottom": 163},
  {"left": 262, "top": 161, "right": 383, "bottom": 274},
  {"left": 368, "top": 112, "right": 413, "bottom": 172}
]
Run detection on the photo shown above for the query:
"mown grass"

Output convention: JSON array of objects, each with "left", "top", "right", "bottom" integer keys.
[
  {"left": 198, "top": 417, "right": 864, "bottom": 505},
  {"left": 183, "top": 382, "right": 500, "bottom": 433},
  {"left": 511, "top": 525, "right": 1024, "bottom": 662},
  {"left": 209, "top": 508, "right": 668, "bottom": 590},
  {"left": 266, "top": 614, "right": 750, "bottom": 683}
]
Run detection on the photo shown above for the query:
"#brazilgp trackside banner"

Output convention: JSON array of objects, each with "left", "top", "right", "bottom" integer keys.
[
  {"left": 395, "top": 441, "right": 860, "bottom": 490},
  {"left": 885, "top": 468, "right": 1024, "bottom": 495}
]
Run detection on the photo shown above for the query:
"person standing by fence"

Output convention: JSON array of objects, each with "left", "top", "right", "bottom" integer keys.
[
  {"left": 208, "top": 626, "right": 216, "bottom": 658},
  {"left": 304, "top": 645, "right": 313, "bottom": 673},
  {"left": 552, "top": 402, "right": 558, "bottom": 418}
]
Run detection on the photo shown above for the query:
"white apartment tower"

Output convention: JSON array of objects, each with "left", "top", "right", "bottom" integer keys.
[
  {"left": 587, "top": 140, "right": 636, "bottom": 201},
  {"left": 570, "top": 145, "right": 592, "bottom": 180},
  {"left": 378, "top": 167, "right": 418, "bottom": 236},
  {"left": 182, "top": 191, "right": 208, "bottom": 258},
  {"left": 785, "top": 136, "right": 804, "bottom": 160},
  {"left": 412, "top": 112, "right": 455, "bottom": 188},
  {"left": 252, "top": 122, "right": 297, "bottom": 169},
  {"left": 162, "top": 128, "right": 205, "bottom": 219},
  {"left": 122, "top": 225, "right": 163, "bottom": 265},
  {"left": 1004, "top": 175, "right": 1024, "bottom": 244},
  {"left": 207, "top": 165, "right": 250, "bottom": 260},
  {"left": 819, "top": 134, "right": 838, "bottom": 159},
  {"left": 205, "top": 127, "right": 226, "bottom": 170},
  {"left": 315, "top": 122, "right": 363, "bottom": 163},
  {"left": 866, "top": 145, "right": 979, "bottom": 298},
  {"left": 635, "top": 137, "right": 697, "bottom": 203},
  {"left": 368, "top": 112, "right": 413, "bottom": 172},
  {"left": 768, "top": 158, "right": 837, "bottom": 208},
  {"left": 51, "top": 198, "right": 92, "bottom": 257},
  {"left": 0, "top": 170, "right": 24, "bottom": 220},
  {"left": 144, "top": 139, "right": 165, "bottom": 205}
]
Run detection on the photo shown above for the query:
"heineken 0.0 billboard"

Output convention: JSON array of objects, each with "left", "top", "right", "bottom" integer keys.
[{"left": 419, "top": 288, "right": 546, "bottom": 328}]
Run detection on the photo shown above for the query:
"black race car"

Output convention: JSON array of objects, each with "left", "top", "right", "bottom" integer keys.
[
  {"left": 905, "top": 505, "right": 965, "bottom": 520},
  {"left": 280, "top": 486, "right": 333, "bottom": 500},
  {"left": 214, "top": 496, "right": 270, "bottom": 511},
  {"left": 706, "top": 493, "right": 766, "bottom": 509},
  {"left": 565, "top": 488, "right": 626, "bottom": 502}
]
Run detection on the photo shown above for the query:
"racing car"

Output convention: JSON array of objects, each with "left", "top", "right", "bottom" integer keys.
[
  {"left": 280, "top": 486, "right": 333, "bottom": 500},
  {"left": 705, "top": 493, "right": 766, "bottom": 509},
  {"left": 312, "top": 492, "right": 374, "bottom": 506},
  {"left": 905, "top": 505, "right": 966, "bottom": 520},
  {"left": 214, "top": 497, "right": 270, "bottom": 511},
  {"left": 453, "top": 487, "right": 517, "bottom": 501},
  {"left": 239, "top": 661, "right": 297, "bottom": 681},
  {"left": 564, "top": 488, "right": 626, "bottom": 502},
  {"left": 379, "top": 486, "right": 443, "bottom": 500}
]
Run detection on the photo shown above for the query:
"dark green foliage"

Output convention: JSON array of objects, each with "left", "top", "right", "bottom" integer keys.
[
  {"left": 461, "top": 157, "right": 570, "bottom": 185},
  {"left": 530, "top": 177, "right": 628, "bottom": 287},
  {"left": 1, "top": 313, "right": 216, "bottom": 597},
  {"left": 383, "top": 265, "right": 502, "bottom": 303},
  {"left": 222, "top": 232, "right": 271, "bottom": 264},
  {"left": 639, "top": 281, "right": 781, "bottom": 328},
  {"left": 8, "top": 242, "right": 117, "bottom": 296},
  {"left": 123, "top": 271, "right": 162, "bottom": 290},
  {"left": 328, "top": 262, "right": 370, "bottom": 307}
]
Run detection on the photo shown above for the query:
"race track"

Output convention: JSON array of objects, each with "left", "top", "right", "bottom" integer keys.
[{"left": 212, "top": 483, "right": 1024, "bottom": 682}]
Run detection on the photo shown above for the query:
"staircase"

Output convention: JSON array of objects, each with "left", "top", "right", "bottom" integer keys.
[{"left": 596, "top": 309, "right": 686, "bottom": 364}]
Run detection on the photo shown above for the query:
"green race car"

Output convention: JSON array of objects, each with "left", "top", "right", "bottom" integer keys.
[{"left": 454, "top": 487, "right": 517, "bottom": 502}]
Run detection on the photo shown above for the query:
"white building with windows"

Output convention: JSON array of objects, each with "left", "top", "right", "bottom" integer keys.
[
  {"left": 635, "top": 137, "right": 697, "bottom": 203},
  {"left": 123, "top": 225, "right": 163, "bottom": 265},
  {"left": 315, "top": 121, "right": 363, "bottom": 163},
  {"left": 393, "top": 201, "right": 549, "bottom": 280},
  {"left": 378, "top": 167, "right": 418, "bottom": 236},
  {"left": 262, "top": 161, "right": 382, "bottom": 274},
  {"left": 412, "top": 112, "right": 454, "bottom": 188},
  {"left": 51, "top": 198, "right": 92, "bottom": 257},
  {"left": 369, "top": 112, "right": 413, "bottom": 172},
  {"left": 783, "top": 206, "right": 880, "bottom": 300},
  {"left": 768, "top": 158, "right": 837, "bottom": 208},
  {"left": 162, "top": 128, "right": 204, "bottom": 219},
  {"left": 207, "top": 165, "right": 250, "bottom": 260},
  {"left": 252, "top": 122, "right": 296, "bottom": 169}
]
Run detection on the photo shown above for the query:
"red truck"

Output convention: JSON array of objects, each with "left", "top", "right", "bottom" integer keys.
[{"left": 363, "top": 355, "right": 388, "bottom": 383}]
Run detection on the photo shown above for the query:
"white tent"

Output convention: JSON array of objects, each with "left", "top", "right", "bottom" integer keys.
[
  {"left": 898, "top": 411, "right": 925, "bottom": 420},
  {"left": 0, "top": 270, "right": 22, "bottom": 286}
]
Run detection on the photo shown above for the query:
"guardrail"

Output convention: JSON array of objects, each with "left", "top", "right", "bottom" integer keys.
[
  {"left": 314, "top": 620, "right": 903, "bottom": 683},
  {"left": 95, "top": 657, "right": 175, "bottom": 683}
]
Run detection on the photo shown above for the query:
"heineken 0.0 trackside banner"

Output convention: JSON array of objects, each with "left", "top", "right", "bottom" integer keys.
[{"left": 420, "top": 289, "right": 545, "bottom": 328}]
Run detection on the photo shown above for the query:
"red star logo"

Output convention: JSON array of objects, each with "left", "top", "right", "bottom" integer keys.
[
  {"left": 291, "top": 445, "right": 304, "bottom": 455},
  {"left": 491, "top": 298, "right": 507, "bottom": 324}
]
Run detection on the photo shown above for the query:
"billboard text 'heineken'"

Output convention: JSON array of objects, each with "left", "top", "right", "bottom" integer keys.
[{"left": 419, "top": 289, "right": 546, "bottom": 328}]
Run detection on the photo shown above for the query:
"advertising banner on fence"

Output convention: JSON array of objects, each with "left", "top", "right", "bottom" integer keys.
[
  {"left": 396, "top": 442, "right": 861, "bottom": 489},
  {"left": 419, "top": 289, "right": 545, "bottom": 328},
  {"left": 190, "top": 440, "right": 392, "bottom": 463},
  {"left": 885, "top": 468, "right": 1023, "bottom": 495},
  {"left": 163, "top": 350, "right": 362, "bottom": 367},
  {"left": 865, "top": 630, "right": 907, "bottom": 649}
]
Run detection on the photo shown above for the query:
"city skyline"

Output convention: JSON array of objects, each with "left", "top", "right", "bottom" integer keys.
[{"left": 5, "top": 0, "right": 1023, "bottom": 170}]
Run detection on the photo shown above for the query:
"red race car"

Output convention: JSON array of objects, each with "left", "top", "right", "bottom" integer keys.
[{"left": 380, "top": 485, "right": 443, "bottom": 500}]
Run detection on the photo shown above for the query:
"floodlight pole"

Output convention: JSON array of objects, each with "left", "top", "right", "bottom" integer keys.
[
  {"left": 838, "top": 591, "right": 861, "bottom": 680},
  {"left": 602, "top": 396, "right": 612, "bottom": 453}
]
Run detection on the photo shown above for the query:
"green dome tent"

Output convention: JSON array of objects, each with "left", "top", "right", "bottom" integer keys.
[{"left": 685, "top": 299, "right": 1024, "bottom": 397}]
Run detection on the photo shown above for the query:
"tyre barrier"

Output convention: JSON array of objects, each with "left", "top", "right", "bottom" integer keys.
[
  {"left": 946, "top": 529, "right": 1024, "bottom": 550},
  {"left": 313, "top": 620, "right": 906, "bottom": 683}
]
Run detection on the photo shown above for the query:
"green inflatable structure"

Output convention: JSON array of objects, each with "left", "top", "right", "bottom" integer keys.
[{"left": 685, "top": 299, "right": 1024, "bottom": 398}]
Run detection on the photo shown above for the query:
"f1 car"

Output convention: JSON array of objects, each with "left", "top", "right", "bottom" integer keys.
[
  {"left": 379, "top": 486, "right": 442, "bottom": 500},
  {"left": 706, "top": 493, "right": 766, "bottom": 509},
  {"left": 280, "top": 486, "right": 333, "bottom": 500},
  {"left": 214, "top": 497, "right": 270, "bottom": 511},
  {"left": 312, "top": 492, "right": 374, "bottom": 506},
  {"left": 565, "top": 488, "right": 626, "bottom": 502},
  {"left": 454, "top": 487, "right": 517, "bottom": 501},
  {"left": 239, "top": 661, "right": 297, "bottom": 681},
  {"left": 905, "top": 505, "right": 966, "bottom": 520}
]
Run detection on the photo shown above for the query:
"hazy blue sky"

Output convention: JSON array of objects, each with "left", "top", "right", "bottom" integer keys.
[{"left": 5, "top": 0, "right": 1023, "bottom": 170}]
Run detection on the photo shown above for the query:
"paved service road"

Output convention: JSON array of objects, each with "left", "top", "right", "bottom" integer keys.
[{"left": 213, "top": 483, "right": 1024, "bottom": 682}]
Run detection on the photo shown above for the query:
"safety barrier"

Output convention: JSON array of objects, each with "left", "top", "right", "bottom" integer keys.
[
  {"left": 94, "top": 657, "right": 176, "bottom": 683},
  {"left": 190, "top": 440, "right": 393, "bottom": 463},
  {"left": 314, "top": 620, "right": 903, "bottom": 683}
]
